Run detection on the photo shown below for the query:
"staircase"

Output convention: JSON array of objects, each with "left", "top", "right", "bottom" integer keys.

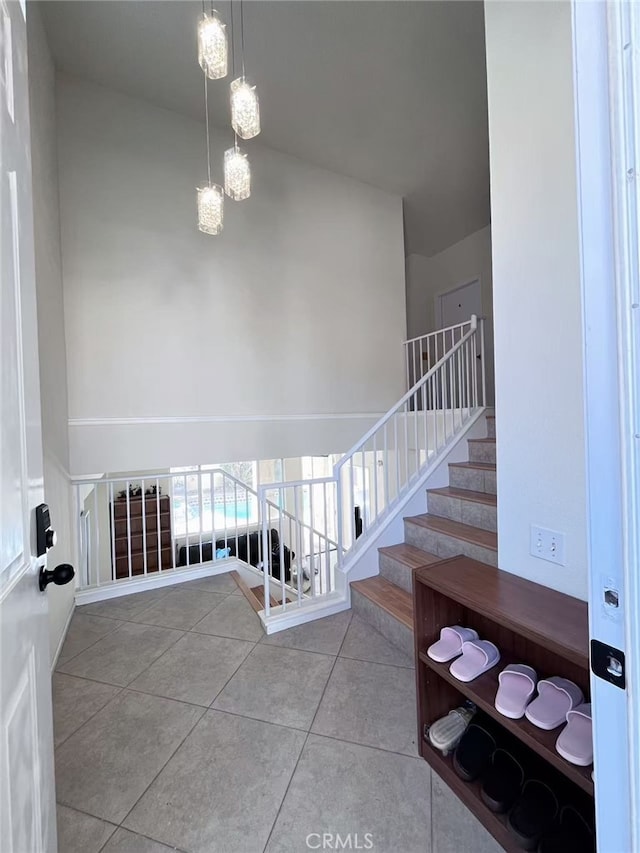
[
  {"left": 350, "top": 413, "right": 496, "bottom": 657},
  {"left": 73, "top": 316, "right": 490, "bottom": 631}
]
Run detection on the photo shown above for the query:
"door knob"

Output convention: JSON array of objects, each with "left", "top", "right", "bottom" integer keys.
[{"left": 39, "top": 563, "right": 75, "bottom": 592}]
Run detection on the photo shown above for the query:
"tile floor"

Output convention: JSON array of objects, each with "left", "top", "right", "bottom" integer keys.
[{"left": 54, "top": 574, "right": 503, "bottom": 853}]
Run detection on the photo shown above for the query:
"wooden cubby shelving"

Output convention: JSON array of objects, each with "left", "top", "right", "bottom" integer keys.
[
  {"left": 111, "top": 494, "right": 173, "bottom": 579},
  {"left": 413, "top": 556, "right": 594, "bottom": 851}
]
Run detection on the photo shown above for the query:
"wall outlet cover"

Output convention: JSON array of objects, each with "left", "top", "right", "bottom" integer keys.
[{"left": 530, "top": 525, "right": 566, "bottom": 566}]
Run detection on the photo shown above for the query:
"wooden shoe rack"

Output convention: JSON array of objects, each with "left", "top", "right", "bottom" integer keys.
[
  {"left": 110, "top": 493, "right": 173, "bottom": 579},
  {"left": 413, "top": 556, "right": 593, "bottom": 851}
]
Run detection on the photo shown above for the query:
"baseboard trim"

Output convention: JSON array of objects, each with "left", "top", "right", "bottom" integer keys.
[
  {"left": 259, "top": 590, "right": 351, "bottom": 635},
  {"left": 74, "top": 559, "right": 241, "bottom": 605},
  {"left": 51, "top": 600, "right": 76, "bottom": 673}
]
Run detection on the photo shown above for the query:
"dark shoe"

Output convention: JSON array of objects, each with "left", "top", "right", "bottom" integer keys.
[
  {"left": 538, "top": 805, "right": 595, "bottom": 853},
  {"left": 452, "top": 724, "right": 496, "bottom": 782},
  {"left": 480, "top": 749, "right": 524, "bottom": 813},
  {"left": 507, "top": 780, "right": 559, "bottom": 850}
]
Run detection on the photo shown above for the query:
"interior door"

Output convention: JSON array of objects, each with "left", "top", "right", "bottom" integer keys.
[
  {"left": 436, "top": 279, "right": 483, "bottom": 409},
  {"left": 0, "top": 2, "right": 57, "bottom": 851},
  {"left": 437, "top": 277, "right": 482, "bottom": 329}
]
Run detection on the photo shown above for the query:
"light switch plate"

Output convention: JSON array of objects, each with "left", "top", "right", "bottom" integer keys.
[{"left": 530, "top": 525, "right": 566, "bottom": 565}]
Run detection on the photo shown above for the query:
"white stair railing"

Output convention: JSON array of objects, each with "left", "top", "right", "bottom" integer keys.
[
  {"left": 404, "top": 318, "right": 476, "bottom": 399},
  {"left": 74, "top": 316, "right": 486, "bottom": 622},
  {"left": 259, "top": 315, "right": 486, "bottom": 619},
  {"left": 74, "top": 467, "right": 337, "bottom": 599},
  {"left": 74, "top": 468, "right": 267, "bottom": 590},
  {"left": 261, "top": 481, "right": 339, "bottom": 608}
]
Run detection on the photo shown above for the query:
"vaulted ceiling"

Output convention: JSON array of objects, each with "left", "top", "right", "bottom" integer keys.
[{"left": 40, "top": 0, "right": 490, "bottom": 257}]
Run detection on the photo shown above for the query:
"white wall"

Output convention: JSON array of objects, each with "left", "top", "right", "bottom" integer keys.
[
  {"left": 405, "top": 225, "right": 494, "bottom": 403},
  {"left": 485, "top": 1, "right": 587, "bottom": 599},
  {"left": 27, "top": 8, "right": 75, "bottom": 663},
  {"left": 56, "top": 76, "right": 407, "bottom": 475},
  {"left": 405, "top": 252, "right": 434, "bottom": 341}
]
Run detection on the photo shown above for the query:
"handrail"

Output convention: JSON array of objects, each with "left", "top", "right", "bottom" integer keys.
[
  {"left": 264, "top": 496, "right": 339, "bottom": 551},
  {"left": 335, "top": 316, "right": 478, "bottom": 472},
  {"left": 260, "top": 313, "right": 486, "bottom": 620},
  {"left": 74, "top": 315, "right": 485, "bottom": 623},
  {"left": 71, "top": 467, "right": 254, "bottom": 491},
  {"left": 403, "top": 317, "right": 475, "bottom": 346},
  {"left": 73, "top": 467, "right": 337, "bottom": 563}
]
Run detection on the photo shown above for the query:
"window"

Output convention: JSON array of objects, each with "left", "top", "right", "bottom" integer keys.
[
  {"left": 170, "top": 463, "right": 254, "bottom": 536},
  {"left": 169, "top": 456, "right": 343, "bottom": 539}
]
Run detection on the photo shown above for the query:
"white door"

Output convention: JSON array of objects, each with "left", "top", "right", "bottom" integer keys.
[
  {"left": 574, "top": 1, "right": 639, "bottom": 850},
  {"left": 436, "top": 277, "right": 482, "bottom": 329},
  {"left": 435, "top": 279, "right": 483, "bottom": 409},
  {"left": 0, "top": 2, "right": 57, "bottom": 851}
]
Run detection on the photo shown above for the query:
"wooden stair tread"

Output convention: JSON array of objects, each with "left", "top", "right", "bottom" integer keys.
[
  {"left": 427, "top": 486, "right": 497, "bottom": 507},
  {"left": 467, "top": 437, "right": 496, "bottom": 445},
  {"left": 351, "top": 576, "right": 413, "bottom": 630},
  {"left": 251, "top": 586, "right": 281, "bottom": 608},
  {"left": 378, "top": 543, "right": 441, "bottom": 569},
  {"left": 229, "top": 570, "right": 280, "bottom": 611},
  {"left": 448, "top": 460, "right": 496, "bottom": 472},
  {"left": 405, "top": 514, "right": 498, "bottom": 551}
]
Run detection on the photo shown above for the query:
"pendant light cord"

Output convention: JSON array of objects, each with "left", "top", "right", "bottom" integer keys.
[
  {"left": 204, "top": 72, "right": 212, "bottom": 185},
  {"left": 201, "top": 0, "right": 212, "bottom": 186},
  {"left": 230, "top": 0, "right": 239, "bottom": 151},
  {"left": 230, "top": 0, "right": 235, "bottom": 77},
  {"left": 240, "top": 0, "right": 245, "bottom": 78}
]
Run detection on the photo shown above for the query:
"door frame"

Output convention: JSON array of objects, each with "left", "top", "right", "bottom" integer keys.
[
  {"left": 573, "top": 1, "right": 639, "bottom": 850},
  {"left": 1, "top": 0, "right": 57, "bottom": 849},
  {"left": 434, "top": 276, "right": 482, "bottom": 330}
]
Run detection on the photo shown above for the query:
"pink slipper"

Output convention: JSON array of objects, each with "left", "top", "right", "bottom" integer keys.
[
  {"left": 556, "top": 703, "right": 593, "bottom": 766},
  {"left": 450, "top": 639, "right": 500, "bottom": 682},
  {"left": 525, "top": 677, "right": 584, "bottom": 730},
  {"left": 495, "top": 664, "right": 538, "bottom": 719},
  {"left": 427, "top": 626, "right": 479, "bottom": 663}
]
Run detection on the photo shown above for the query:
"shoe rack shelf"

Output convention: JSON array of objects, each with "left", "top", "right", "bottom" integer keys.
[
  {"left": 413, "top": 556, "right": 592, "bottom": 849},
  {"left": 418, "top": 652, "right": 593, "bottom": 793}
]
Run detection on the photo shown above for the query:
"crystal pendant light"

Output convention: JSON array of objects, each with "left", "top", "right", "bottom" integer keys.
[
  {"left": 224, "top": 145, "right": 251, "bottom": 200},
  {"left": 196, "top": 63, "right": 223, "bottom": 234},
  {"left": 197, "top": 11, "right": 228, "bottom": 79},
  {"left": 197, "top": 184, "right": 224, "bottom": 234},
  {"left": 230, "top": 77, "right": 260, "bottom": 139}
]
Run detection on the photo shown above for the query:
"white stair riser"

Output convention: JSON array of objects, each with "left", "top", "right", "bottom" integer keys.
[
  {"left": 426, "top": 493, "right": 497, "bottom": 534},
  {"left": 404, "top": 521, "right": 498, "bottom": 568},
  {"left": 449, "top": 465, "right": 497, "bottom": 495},
  {"left": 350, "top": 588, "right": 414, "bottom": 659},
  {"left": 468, "top": 441, "right": 497, "bottom": 465}
]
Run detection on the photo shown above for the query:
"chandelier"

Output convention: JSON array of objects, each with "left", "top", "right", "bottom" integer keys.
[{"left": 196, "top": 0, "right": 260, "bottom": 234}]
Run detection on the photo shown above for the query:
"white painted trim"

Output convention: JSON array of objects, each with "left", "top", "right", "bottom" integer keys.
[
  {"left": 573, "top": 1, "right": 637, "bottom": 849},
  {"left": 50, "top": 601, "right": 75, "bottom": 673},
  {"left": 260, "top": 590, "right": 350, "bottom": 634},
  {"left": 74, "top": 559, "right": 241, "bottom": 605},
  {"left": 68, "top": 412, "right": 386, "bottom": 428},
  {"left": 608, "top": 0, "right": 640, "bottom": 845}
]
